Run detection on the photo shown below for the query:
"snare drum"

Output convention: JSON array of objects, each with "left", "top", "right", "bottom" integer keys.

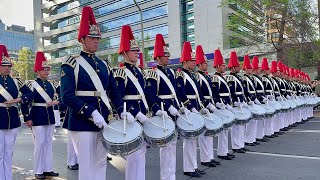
[
  {"left": 279, "top": 100, "right": 290, "bottom": 112},
  {"left": 260, "top": 104, "right": 276, "bottom": 118},
  {"left": 176, "top": 112, "right": 206, "bottom": 139},
  {"left": 268, "top": 100, "right": 282, "bottom": 113},
  {"left": 233, "top": 107, "right": 252, "bottom": 125},
  {"left": 214, "top": 109, "right": 235, "bottom": 129},
  {"left": 202, "top": 113, "right": 224, "bottom": 136},
  {"left": 100, "top": 120, "right": 143, "bottom": 156},
  {"left": 287, "top": 100, "right": 297, "bottom": 110},
  {"left": 143, "top": 116, "right": 176, "bottom": 147},
  {"left": 246, "top": 104, "right": 266, "bottom": 120}
]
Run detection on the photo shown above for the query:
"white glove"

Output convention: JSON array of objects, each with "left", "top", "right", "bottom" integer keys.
[
  {"left": 191, "top": 108, "right": 199, "bottom": 113},
  {"left": 248, "top": 101, "right": 254, "bottom": 105},
  {"left": 216, "top": 102, "right": 225, "bottom": 109},
  {"left": 156, "top": 110, "right": 168, "bottom": 117},
  {"left": 226, "top": 104, "right": 235, "bottom": 113},
  {"left": 207, "top": 103, "right": 218, "bottom": 111},
  {"left": 136, "top": 112, "right": 151, "bottom": 124},
  {"left": 168, "top": 106, "right": 179, "bottom": 116},
  {"left": 180, "top": 107, "right": 191, "bottom": 114},
  {"left": 254, "top": 99, "right": 261, "bottom": 105},
  {"left": 242, "top": 102, "right": 248, "bottom": 107},
  {"left": 200, "top": 108, "right": 210, "bottom": 114},
  {"left": 276, "top": 96, "right": 282, "bottom": 101},
  {"left": 234, "top": 102, "right": 242, "bottom": 107},
  {"left": 262, "top": 98, "right": 268, "bottom": 103},
  {"left": 121, "top": 112, "right": 135, "bottom": 123},
  {"left": 267, "top": 95, "right": 273, "bottom": 100},
  {"left": 286, "top": 95, "right": 291, "bottom": 100},
  {"left": 91, "top": 110, "right": 107, "bottom": 128}
]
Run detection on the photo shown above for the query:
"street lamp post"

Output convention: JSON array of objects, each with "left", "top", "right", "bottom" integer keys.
[{"left": 133, "top": 0, "right": 145, "bottom": 68}]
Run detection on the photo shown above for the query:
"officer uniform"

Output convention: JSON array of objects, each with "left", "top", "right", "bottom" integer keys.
[
  {"left": 24, "top": 51, "right": 59, "bottom": 179},
  {"left": 144, "top": 34, "right": 179, "bottom": 180},
  {"left": 195, "top": 45, "right": 220, "bottom": 167},
  {"left": 113, "top": 25, "right": 160, "bottom": 180},
  {"left": 60, "top": 6, "right": 124, "bottom": 180},
  {"left": 241, "top": 55, "right": 259, "bottom": 145},
  {"left": 52, "top": 80, "right": 61, "bottom": 127},
  {"left": 0, "top": 45, "right": 33, "bottom": 180},
  {"left": 226, "top": 51, "right": 247, "bottom": 152},
  {"left": 176, "top": 42, "right": 206, "bottom": 177},
  {"left": 211, "top": 49, "right": 235, "bottom": 160}
]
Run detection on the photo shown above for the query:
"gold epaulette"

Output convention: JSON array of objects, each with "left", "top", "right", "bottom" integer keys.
[
  {"left": 52, "top": 80, "right": 60, "bottom": 88},
  {"left": 226, "top": 75, "right": 235, "bottom": 82},
  {"left": 211, "top": 75, "right": 219, "bottom": 83},
  {"left": 103, "top": 59, "right": 113, "bottom": 71},
  {"left": 176, "top": 70, "right": 184, "bottom": 78},
  {"left": 62, "top": 56, "right": 77, "bottom": 68},
  {"left": 144, "top": 69, "right": 158, "bottom": 81},
  {"left": 25, "top": 80, "right": 33, "bottom": 89},
  {"left": 14, "top": 78, "right": 25, "bottom": 89},
  {"left": 113, "top": 68, "right": 126, "bottom": 79}
]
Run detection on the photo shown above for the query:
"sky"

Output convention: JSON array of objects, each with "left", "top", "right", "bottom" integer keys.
[{"left": 0, "top": 0, "right": 34, "bottom": 30}]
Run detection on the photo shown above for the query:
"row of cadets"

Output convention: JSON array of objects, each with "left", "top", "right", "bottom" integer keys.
[
  {"left": 60, "top": 6, "right": 126, "bottom": 180},
  {"left": 226, "top": 51, "right": 249, "bottom": 153},
  {"left": 0, "top": 44, "right": 33, "bottom": 180},
  {"left": 113, "top": 25, "right": 166, "bottom": 180},
  {"left": 241, "top": 55, "right": 262, "bottom": 145},
  {"left": 175, "top": 42, "right": 208, "bottom": 177},
  {"left": 195, "top": 45, "right": 221, "bottom": 166},
  {"left": 144, "top": 34, "right": 180, "bottom": 180},
  {"left": 23, "top": 51, "right": 60, "bottom": 179},
  {"left": 211, "top": 49, "right": 236, "bottom": 160}
]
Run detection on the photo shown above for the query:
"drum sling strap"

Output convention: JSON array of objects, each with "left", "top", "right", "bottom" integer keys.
[
  {"left": 31, "top": 81, "right": 53, "bottom": 103},
  {"left": 0, "top": 84, "right": 14, "bottom": 101},
  {"left": 199, "top": 73, "right": 214, "bottom": 103},
  {"left": 156, "top": 69, "right": 180, "bottom": 107},
  {"left": 183, "top": 72, "right": 202, "bottom": 106}
]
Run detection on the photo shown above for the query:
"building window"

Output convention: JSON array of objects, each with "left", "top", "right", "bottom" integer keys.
[{"left": 180, "top": 0, "right": 194, "bottom": 46}]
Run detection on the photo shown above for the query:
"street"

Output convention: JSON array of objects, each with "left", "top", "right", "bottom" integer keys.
[{"left": 12, "top": 112, "right": 320, "bottom": 180}]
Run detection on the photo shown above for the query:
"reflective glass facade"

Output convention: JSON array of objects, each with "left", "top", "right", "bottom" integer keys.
[{"left": 180, "top": 0, "right": 195, "bottom": 49}]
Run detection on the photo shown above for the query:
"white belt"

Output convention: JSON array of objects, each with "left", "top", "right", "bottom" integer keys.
[
  {"left": 248, "top": 90, "right": 256, "bottom": 94},
  {"left": 187, "top": 95, "right": 198, "bottom": 99},
  {"left": 0, "top": 103, "right": 17, "bottom": 108},
  {"left": 158, "top": 94, "right": 176, "bottom": 99},
  {"left": 203, "top": 96, "right": 211, "bottom": 100},
  {"left": 219, "top": 93, "right": 230, "bottom": 97},
  {"left": 256, "top": 90, "right": 264, "bottom": 93},
  {"left": 123, "top": 95, "right": 142, "bottom": 100},
  {"left": 265, "top": 90, "right": 273, "bottom": 93},
  {"left": 75, "top": 91, "right": 107, "bottom": 97},
  {"left": 33, "top": 103, "right": 49, "bottom": 107},
  {"left": 235, "top": 92, "right": 243, "bottom": 95}
]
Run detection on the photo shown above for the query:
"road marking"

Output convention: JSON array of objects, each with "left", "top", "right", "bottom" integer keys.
[
  {"left": 246, "top": 151, "right": 320, "bottom": 160},
  {"left": 306, "top": 121, "right": 320, "bottom": 123},
  {"left": 287, "top": 129, "right": 320, "bottom": 133}
]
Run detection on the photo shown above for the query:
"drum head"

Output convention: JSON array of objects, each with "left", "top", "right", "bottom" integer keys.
[
  {"left": 279, "top": 101, "right": 291, "bottom": 109},
  {"left": 233, "top": 107, "right": 252, "bottom": 120},
  {"left": 246, "top": 104, "right": 266, "bottom": 115},
  {"left": 269, "top": 101, "right": 282, "bottom": 110},
  {"left": 287, "top": 100, "right": 297, "bottom": 108},
  {"left": 143, "top": 116, "right": 175, "bottom": 139},
  {"left": 103, "top": 120, "right": 142, "bottom": 144},
  {"left": 203, "top": 113, "right": 224, "bottom": 130},
  {"left": 215, "top": 109, "right": 235, "bottom": 124},
  {"left": 177, "top": 112, "right": 205, "bottom": 131},
  {"left": 260, "top": 104, "right": 276, "bottom": 114}
]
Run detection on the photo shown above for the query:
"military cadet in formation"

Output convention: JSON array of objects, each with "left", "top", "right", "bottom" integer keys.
[
  {"left": 195, "top": 45, "right": 221, "bottom": 167},
  {"left": 24, "top": 51, "right": 59, "bottom": 179},
  {"left": 176, "top": 41, "right": 208, "bottom": 177},
  {"left": 226, "top": 51, "right": 248, "bottom": 153},
  {"left": 0, "top": 45, "right": 33, "bottom": 180},
  {"left": 113, "top": 25, "right": 166, "bottom": 180},
  {"left": 144, "top": 34, "right": 180, "bottom": 180},
  {"left": 211, "top": 49, "right": 236, "bottom": 160},
  {"left": 241, "top": 55, "right": 261, "bottom": 145},
  {"left": 60, "top": 6, "right": 125, "bottom": 180}
]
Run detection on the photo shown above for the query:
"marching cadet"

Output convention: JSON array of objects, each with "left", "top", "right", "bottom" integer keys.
[
  {"left": 113, "top": 25, "right": 165, "bottom": 180},
  {"left": 195, "top": 45, "right": 221, "bottom": 167},
  {"left": 211, "top": 49, "right": 236, "bottom": 160},
  {"left": 242, "top": 55, "right": 261, "bottom": 145},
  {"left": 251, "top": 56, "right": 269, "bottom": 141},
  {"left": 227, "top": 51, "right": 248, "bottom": 153},
  {"left": 24, "top": 51, "right": 59, "bottom": 179},
  {"left": 0, "top": 45, "right": 33, "bottom": 180},
  {"left": 60, "top": 6, "right": 126, "bottom": 180},
  {"left": 176, "top": 41, "right": 208, "bottom": 177},
  {"left": 260, "top": 58, "right": 278, "bottom": 138},
  {"left": 144, "top": 34, "right": 180, "bottom": 180}
]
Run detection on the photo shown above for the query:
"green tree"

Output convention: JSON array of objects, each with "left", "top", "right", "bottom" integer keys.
[{"left": 12, "top": 47, "right": 35, "bottom": 80}]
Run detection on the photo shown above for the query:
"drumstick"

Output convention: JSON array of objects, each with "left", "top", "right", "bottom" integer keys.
[
  {"left": 161, "top": 102, "right": 166, "bottom": 131},
  {"left": 180, "top": 102, "right": 193, "bottom": 125},
  {"left": 89, "top": 118, "right": 125, "bottom": 135},
  {"left": 237, "top": 97, "right": 243, "bottom": 113},
  {"left": 124, "top": 102, "right": 127, "bottom": 136},
  {"left": 219, "top": 98, "right": 226, "bottom": 109},
  {"left": 177, "top": 114, "right": 193, "bottom": 125},
  {"left": 150, "top": 121, "right": 168, "bottom": 130}
]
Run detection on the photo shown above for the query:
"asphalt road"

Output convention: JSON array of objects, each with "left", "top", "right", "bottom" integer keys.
[{"left": 12, "top": 112, "right": 320, "bottom": 180}]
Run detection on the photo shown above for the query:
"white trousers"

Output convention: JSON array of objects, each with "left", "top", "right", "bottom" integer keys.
[
  {"left": 256, "top": 120, "right": 265, "bottom": 139},
  {"left": 231, "top": 125, "right": 245, "bottom": 149},
  {"left": 67, "top": 131, "right": 78, "bottom": 166},
  {"left": 199, "top": 135, "right": 214, "bottom": 163},
  {"left": 245, "top": 119, "right": 257, "bottom": 143},
  {"left": 264, "top": 117, "right": 273, "bottom": 136},
  {"left": 32, "top": 125, "right": 55, "bottom": 174},
  {"left": 217, "top": 129, "right": 229, "bottom": 156},
  {"left": 126, "top": 142, "right": 147, "bottom": 180},
  {"left": 70, "top": 131, "right": 107, "bottom": 180},
  {"left": 160, "top": 137, "right": 177, "bottom": 180},
  {"left": 0, "top": 128, "right": 18, "bottom": 180},
  {"left": 183, "top": 138, "right": 198, "bottom": 172},
  {"left": 54, "top": 110, "right": 61, "bottom": 127},
  {"left": 272, "top": 114, "right": 279, "bottom": 133},
  {"left": 302, "top": 107, "right": 308, "bottom": 120}
]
